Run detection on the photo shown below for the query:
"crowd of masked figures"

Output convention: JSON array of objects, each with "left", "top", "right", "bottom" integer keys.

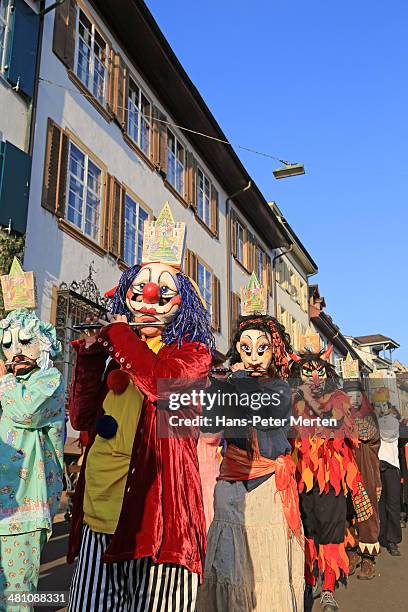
[{"left": 0, "top": 205, "right": 407, "bottom": 612}]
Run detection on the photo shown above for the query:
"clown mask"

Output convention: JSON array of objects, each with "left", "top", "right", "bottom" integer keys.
[
  {"left": 126, "top": 263, "right": 182, "bottom": 337},
  {"left": 1, "top": 324, "right": 41, "bottom": 375},
  {"left": 236, "top": 329, "right": 273, "bottom": 372}
]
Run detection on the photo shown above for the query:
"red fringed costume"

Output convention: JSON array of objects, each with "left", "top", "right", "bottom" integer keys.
[{"left": 292, "top": 383, "right": 363, "bottom": 591}]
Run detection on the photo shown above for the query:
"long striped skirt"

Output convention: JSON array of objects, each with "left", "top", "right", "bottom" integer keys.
[{"left": 68, "top": 525, "right": 198, "bottom": 612}]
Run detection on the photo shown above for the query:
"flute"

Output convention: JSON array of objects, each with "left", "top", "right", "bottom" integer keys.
[
  {"left": 4, "top": 360, "right": 32, "bottom": 367},
  {"left": 72, "top": 321, "right": 164, "bottom": 331},
  {"left": 209, "top": 367, "right": 268, "bottom": 377}
]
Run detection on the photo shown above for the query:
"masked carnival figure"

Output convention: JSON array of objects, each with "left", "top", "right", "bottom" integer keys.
[
  {"left": 290, "top": 338, "right": 363, "bottom": 612},
  {"left": 342, "top": 357, "right": 381, "bottom": 581},
  {"left": 67, "top": 204, "right": 214, "bottom": 612},
  {"left": 371, "top": 387, "right": 402, "bottom": 557},
  {"left": 0, "top": 259, "right": 65, "bottom": 611},
  {"left": 197, "top": 273, "right": 304, "bottom": 612}
]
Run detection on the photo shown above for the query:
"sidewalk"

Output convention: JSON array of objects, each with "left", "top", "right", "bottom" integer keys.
[
  {"left": 330, "top": 530, "right": 408, "bottom": 611},
  {"left": 37, "top": 521, "right": 408, "bottom": 611}
]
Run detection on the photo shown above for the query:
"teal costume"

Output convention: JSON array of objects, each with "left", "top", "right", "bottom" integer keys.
[{"left": 0, "top": 310, "right": 64, "bottom": 611}]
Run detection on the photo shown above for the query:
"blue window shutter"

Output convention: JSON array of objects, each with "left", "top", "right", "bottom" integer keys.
[
  {"left": 0, "top": 140, "right": 32, "bottom": 234},
  {"left": 6, "top": 0, "right": 40, "bottom": 99}
]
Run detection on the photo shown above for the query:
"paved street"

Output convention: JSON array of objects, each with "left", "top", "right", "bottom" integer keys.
[{"left": 37, "top": 517, "right": 408, "bottom": 612}]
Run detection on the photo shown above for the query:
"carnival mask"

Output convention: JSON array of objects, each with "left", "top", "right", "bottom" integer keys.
[
  {"left": 1, "top": 324, "right": 41, "bottom": 375},
  {"left": 126, "top": 263, "right": 181, "bottom": 337},
  {"left": 236, "top": 329, "right": 273, "bottom": 372},
  {"left": 346, "top": 390, "right": 362, "bottom": 410},
  {"left": 0, "top": 309, "right": 61, "bottom": 374},
  {"left": 300, "top": 360, "right": 327, "bottom": 385}
]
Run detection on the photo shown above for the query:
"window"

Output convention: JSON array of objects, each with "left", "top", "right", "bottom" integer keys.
[
  {"left": 300, "top": 280, "right": 308, "bottom": 310},
  {"left": 123, "top": 194, "right": 149, "bottom": 266},
  {"left": 289, "top": 270, "right": 297, "bottom": 299},
  {"left": 197, "top": 261, "right": 212, "bottom": 314},
  {"left": 197, "top": 167, "right": 210, "bottom": 225},
  {"left": 167, "top": 130, "right": 184, "bottom": 194},
  {"left": 257, "top": 247, "right": 264, "bottom": 283},
  {"left": 0, "top": 0, "right": 11, "bottom": 73},
  {"left": 66, "top": 142, "right": 102, "bottom": 241},
  {"left": 128, "top": 79, "right": 151, "bottom": 156},
  {"left": 76, "top": 10, "right": 107, "bottom": 104},
  {"left": 236, "top": 221, "right": 245, "bottom": 264}
]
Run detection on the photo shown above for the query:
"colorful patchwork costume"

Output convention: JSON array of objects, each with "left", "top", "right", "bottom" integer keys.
[
  {"left": 343, "top": 379, "right": 381, "bottom": 580},
  {"left": 0, "top": 299, "right": 64, "bottom": 612}
]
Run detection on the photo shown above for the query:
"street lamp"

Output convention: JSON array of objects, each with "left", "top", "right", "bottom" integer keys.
[{"left": 273, "top": 161, "right": 305, "bottom": 179}]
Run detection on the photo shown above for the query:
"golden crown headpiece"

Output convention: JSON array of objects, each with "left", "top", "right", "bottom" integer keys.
[
  {"left": 142, "top": 202, "right": 186, "bottom": 269},
  {"left": 371, "top": 387, "right": 390, "bottom": 403},
  {"left": 342, "top": 353, "right": 360, "bottom": 379},
  {"left": 240, "top": 272, "right": 268, "bottom": 316},
  {"left": 0, "top": 257, "right": 36, "bottom": 312}
]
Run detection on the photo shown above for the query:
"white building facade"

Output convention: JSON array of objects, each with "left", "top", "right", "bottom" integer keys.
[{"left": 24, "top": 0, "right": 291, "bottom": 364}]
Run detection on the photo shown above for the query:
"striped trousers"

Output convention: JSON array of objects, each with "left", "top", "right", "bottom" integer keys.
[{"left": 68, "top": 525, "right": 199, "bottom": 612}]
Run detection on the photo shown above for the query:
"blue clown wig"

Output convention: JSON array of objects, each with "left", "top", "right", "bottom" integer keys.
[{"left": 109, "top": 265, "right": 215, "bottom": 351}]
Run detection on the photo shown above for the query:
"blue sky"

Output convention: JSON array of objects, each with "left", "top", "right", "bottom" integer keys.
[{"left": 147, "top": 0, "right": 408, "bottom": 362}]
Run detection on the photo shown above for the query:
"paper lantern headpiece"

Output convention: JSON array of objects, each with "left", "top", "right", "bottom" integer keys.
[
  {"left": 371, "top": 387, "right": 390, "bottom": 403},
  {"left": 342, "top": 353, "right": 360, "bottom": 379},
  {"left": 0, "top": 257, "right": 36, "bottom": 312},
  {"left": 240, "top": 272, "right": 268, "bottom": 316},
  {"left": 141, "top": 202, "right": 186, "bottom": 268}
]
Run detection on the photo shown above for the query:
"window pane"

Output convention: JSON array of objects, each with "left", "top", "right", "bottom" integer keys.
[
  {"left": 77, "top": 12, "right": 92, "bottom": 88},
  {"left": 128, "top": 97, "right": 139, "bottom": 144},
  {"left": 257, "top": 249, "right": 263, "bottom": 281},
  {"left": 197, "top": 190, "right": 204, "bottom": 219},
  {"left": 124, "top": 195, "right": 137, "bottom": 266},
  {"left": 85, "top": 159, "right": 101, "bottom": 240},
  {"left": 137, "top": 207, "right": 148, "bottom": 264},
  {"left": 77, "top": 38, "right": 91, "bottom": 88},
  {"left": 236, "top": 224, "right": 244, "bottom": 262},
  {"left": 85, "top": 191, "right": 100, "bottom": 240},
  {"left": 167, "top": 130, "right": 175, "bottom": 153},
  {"left": 204, "top": 192, "right": 210, "bottom": 226},
  {"left": 176, "top": 160, "right": 184, "bottom": 194},
  {"left": 167, "top": 131, "right": 176, "bottom": 187},
  {"left": 93, "top": 56, "right": 106, "bottom": 103},
  {"left": 197, "top": 168, "right": 210, "bottom": 225},
  {"left": 140, "top": 118, "right": 150, "bottom": 155},
  {"left": 67, "top": 144, "right": 85, "bottom": 230},
  {"left": 197, "top": 263, "right": 212, "bottom": 313}
]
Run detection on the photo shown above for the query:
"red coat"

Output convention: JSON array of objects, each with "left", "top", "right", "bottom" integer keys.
[{"left": 67, "top": 323, "right": 211, "bottom": 579}]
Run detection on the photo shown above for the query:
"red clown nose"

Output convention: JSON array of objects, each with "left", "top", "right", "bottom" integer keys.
[{"left": 142, "top": 282, "right": 161, "bottom": 303}]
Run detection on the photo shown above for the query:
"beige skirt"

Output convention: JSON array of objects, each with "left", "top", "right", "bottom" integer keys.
[{"left": 197, "top": 475, "right": 304, "bottom": 612}]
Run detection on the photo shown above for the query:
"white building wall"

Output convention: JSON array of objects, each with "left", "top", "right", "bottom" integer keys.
[
  {"left": 24, "top": 1, "right": 230, "bottom": 353},
  {"left": 275, "top": 249, "right": 310, "bottom": 348}
]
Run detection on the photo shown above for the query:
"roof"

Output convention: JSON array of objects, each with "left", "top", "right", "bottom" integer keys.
[
  {"left": 309, "top": 283, "right": 326, "bottom": 307},
  {"left": 268, "top": 203, "right": 318, "bottom": 275},
  {"left": 92, "top": 0, "right": 291, "bottom": 249},
  {"left": 355, "top": 334, "right": 400, "bottom": 348},
  {"left": 308, "top": 284, "right": 368, "bottom": 366}
]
